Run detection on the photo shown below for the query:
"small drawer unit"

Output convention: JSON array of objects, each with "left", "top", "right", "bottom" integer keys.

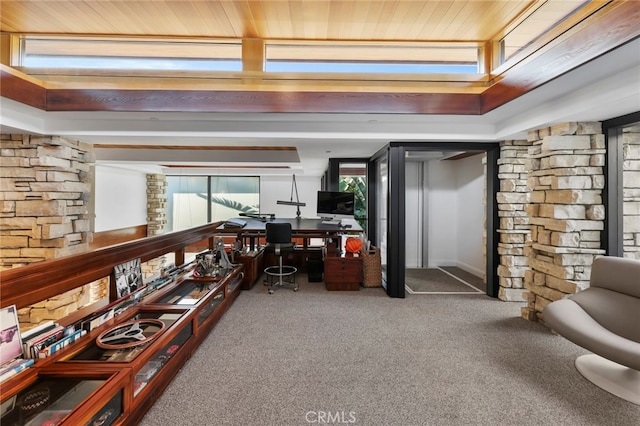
[{"left": 323, "top": 254, "right": 362, "bottom": 291}]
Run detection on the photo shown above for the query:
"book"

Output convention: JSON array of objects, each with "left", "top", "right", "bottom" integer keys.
[
  {"left": 0, "top": 305, "right": 24, "bottom": 366},
  {"left": 20, "top": 320, "right": 55, "bottom": 342},
  {"left": 38, "top": 329, "right": 85, "bottom": 358},
  {"left": 23, "top": 325, "right": 64, "bottom": 359},
  {"left": 0, "top": 358, "right": 34, "bottom": 383}
]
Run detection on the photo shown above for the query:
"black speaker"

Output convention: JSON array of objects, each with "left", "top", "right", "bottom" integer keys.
[{"left": 307, "top": 257, "right": 323, "bottom": 282}]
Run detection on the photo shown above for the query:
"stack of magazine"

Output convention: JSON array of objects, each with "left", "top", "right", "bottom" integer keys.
[
  {"left": 0, "top": 305, "right": 33, "bottom": 383},
  {"left": 20, "top": 320, "right": 85, "bottom": 360},
  {"left": 0, "top": 305, "right": 87, "bottom": 384}
]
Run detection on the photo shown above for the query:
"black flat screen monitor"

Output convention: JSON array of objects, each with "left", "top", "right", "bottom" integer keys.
[{"left": 317, "top": 191, "right": 355, "bottom": 220}]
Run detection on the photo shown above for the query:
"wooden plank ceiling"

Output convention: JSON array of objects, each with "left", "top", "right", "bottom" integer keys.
[
  {"left": 0, "top": 0, "right": 532, "bottom": 41},
  {"left": 1, "top": 0, "right": 638, "bottom": 115}
]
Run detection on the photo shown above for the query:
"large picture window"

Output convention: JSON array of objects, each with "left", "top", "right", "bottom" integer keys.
[{"left": 165, "top": 176, "right": 259, "bottom": 232}]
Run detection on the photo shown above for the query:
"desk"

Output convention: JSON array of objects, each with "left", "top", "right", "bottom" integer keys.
[
  {"left": 218, "top": 217, "right": 362, "bottom": 249},
  {"left": 217, "top": 218, "right": 363, "bottom": 274}
]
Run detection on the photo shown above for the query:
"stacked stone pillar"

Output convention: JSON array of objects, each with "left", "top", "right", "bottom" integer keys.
[
  {"left": 146, "top": 174, "right": 167, "bottom": 236},
  {"left": 1, "top": 133, "right": 98, "bottom": 328},
  {"left": 522, "top": 122, "right": 606, "bottom": 321},
  {"left": 0, "top": 134, "right": 93, "bottom": 268},
  {"left": 496, "top": 140, "right": 531, "bottom": 301},
  {"left": 623, "top": 125, "right": 640, "bottom": 260},
  {"left": 143, "top": 174, "right": 168, "bottom": 279}
]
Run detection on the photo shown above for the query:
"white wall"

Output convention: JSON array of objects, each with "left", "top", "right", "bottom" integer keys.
[
  {"left": 402, "top": 155, "right": 484, "bottom": 275},
  {"left": 94, "top": 165, "right": 147, "bottom": 232},
  {"left": 426, "top": 159, "right": 458, "bottom": 267},
  {"left": 260, "top": 175, "right": 322, "bottom": 218},
  {"left": 405, "top": 162, "right": 425, "bottom": 268},
  {"left": 455, "top": 155, "right": 484, "bottom": 276}
]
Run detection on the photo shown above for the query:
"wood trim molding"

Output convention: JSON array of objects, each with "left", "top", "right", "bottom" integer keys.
[
  {"left": 44, "top": 89, "right": 482, "bottom": 114},
  {"left": 482, "top": 1, "right": 640, "bottom": 113},
  {"left": 0, "top": 67, "right": 46, "bottom": 109},
  {"left": 0, "top": 222, "right": 223, "bottom": 310},
  {"left": 90, "top": 224, "right": 148, "bottom": 249}
]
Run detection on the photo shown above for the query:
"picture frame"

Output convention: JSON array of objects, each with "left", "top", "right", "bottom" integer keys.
[
  {"left": 0, "top": 305, "right": 23, "bottom": 366},
  {"left": 112, "top": 258, "right": 144, "bottom": 300}
]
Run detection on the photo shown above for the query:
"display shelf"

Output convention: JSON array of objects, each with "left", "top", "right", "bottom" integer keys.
[
  {"left": 51, "top": 306, "right": 193, "bottom": 422},
  {"left": 0, "top": 223, "right": 246, "bottom": 426},
  {"left": 0, "top": 368, "right": 128, "bottom": 426}
]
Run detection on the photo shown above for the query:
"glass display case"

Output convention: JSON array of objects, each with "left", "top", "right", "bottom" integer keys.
[
  {"left": 153, "top": 278, "right": 225, "bottom": 306},
  {"left": 69, "top": 310, "right": 187, "bottom": 363},
  {"left": 0, "top": 369, "right": 127, "bottom": 426}
]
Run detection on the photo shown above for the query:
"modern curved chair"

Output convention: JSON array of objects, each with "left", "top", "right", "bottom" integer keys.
[{"left": 543, "top": 256, "right": 640, "bottom": 405}]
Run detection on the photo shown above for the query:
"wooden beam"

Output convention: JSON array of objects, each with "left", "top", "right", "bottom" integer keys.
[
  {"left": 482, "top": 1, "right": 640, "bottom": 113},
  {"left": 45, "top": 88, "right": 482, "bottom": 114}
]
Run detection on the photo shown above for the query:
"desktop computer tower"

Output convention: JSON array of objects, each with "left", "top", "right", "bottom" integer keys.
[{"left": 307, "top": 257, "right": 323, "bottom": 282}]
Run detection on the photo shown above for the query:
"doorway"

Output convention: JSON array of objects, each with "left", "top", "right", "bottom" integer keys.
[
  {"left": 371, "top": 142, "right": 500, "bottom": 298},
  {"left": 404, "top": 152, "right": 486, "bottom": 294}
]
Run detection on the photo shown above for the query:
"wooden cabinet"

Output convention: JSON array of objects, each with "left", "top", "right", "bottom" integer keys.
[
  {"left": 324, "top": 254, "right": 362, "bottom": 291},
  {"left": 0, "top": 366, "right": 129, "bottom": 426},
  {"left": 0, "top": 223, "right": 244, "bottom": 426},
  {"left": 235, "top": 249, "right": 264, "bottom": 290},
  {"left": 0, "top": 267, "right": 242, "bottom": 426}
]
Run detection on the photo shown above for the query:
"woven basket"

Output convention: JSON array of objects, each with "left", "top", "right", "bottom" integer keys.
[{"left": 361, "top": 246, "right": 382, "bottom": 287}]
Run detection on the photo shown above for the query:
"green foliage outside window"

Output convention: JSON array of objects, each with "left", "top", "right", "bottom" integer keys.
[{"left": 339, "top": 176, "right": 367, "bottom": 231}]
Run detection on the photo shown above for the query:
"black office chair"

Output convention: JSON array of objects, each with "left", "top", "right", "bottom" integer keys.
[{"left": 263, "top": 222, "right": 299, "bottom": 294}]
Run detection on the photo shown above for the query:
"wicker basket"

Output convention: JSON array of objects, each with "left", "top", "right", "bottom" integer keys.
[{"left": 361, "top": 246, "right": 382, "bottom": 287}]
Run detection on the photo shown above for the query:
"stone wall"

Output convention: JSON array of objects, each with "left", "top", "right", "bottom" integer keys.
[
  {"left": 521, "top": 122, "right": 606, "bottom": 321},
  {"left": 623, "top": 125, "right": 640, "bottom": 260},
  {"left": 142, "top": 174, "right": 168, "bottom": 279},
  {"left": 496, "top": 140, "right": 531, "bottom": 302},
  {"left": 146, "top": 174, "right": 167, "bottom": 236},
  {"left": 1, "top": 133, "right": 101, "bottom": 329},
  {"left": 0, "top": 134, "right": 94, "bottom": 269}
]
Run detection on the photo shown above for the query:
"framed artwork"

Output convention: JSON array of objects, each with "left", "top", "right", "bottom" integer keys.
[
  {"left": 113, "top": 258, "right": 144, "bottom": 300},
  {"left": 0, "top": 305, "right": 23, "bottom": 365}
]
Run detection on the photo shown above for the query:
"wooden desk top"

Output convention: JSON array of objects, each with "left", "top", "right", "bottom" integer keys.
[{"left": 218, "top": 217, "right": 363, "bottom": 233}]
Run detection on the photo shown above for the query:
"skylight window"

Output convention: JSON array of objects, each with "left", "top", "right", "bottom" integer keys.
[
  {"left": 266, "top": 43, "right": 480, "bottom": 74},
  {"left": 19, "top": 36, "right": 242, "bottom": 72},
  {"left": 500, "top": 0, "right": 588, "bottom": 63}
]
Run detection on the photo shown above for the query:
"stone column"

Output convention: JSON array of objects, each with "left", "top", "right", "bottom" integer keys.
[
  {"left": 0, "top": 134, "right": 94, "bottom": 269},
  {"left": 623, "top": 125, "right": 640, "bottom": 260},
  {"left": 522, "top": 122, "right": 606, "bottom": 321},
  {"left": 143, "top": 174, "right": 168, "bottom": 279},
  {"left": 146, "top": 174, "right": 167, "bottom": 236},
  {"left": 1, "top": 133, "right": 100, "bottom": 329},
  {"left": 496, "top": 140, "right": 532, "bottom": 302}
]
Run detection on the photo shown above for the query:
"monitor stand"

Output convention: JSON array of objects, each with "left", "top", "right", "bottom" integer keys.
[{"left": 321, "top": 218, "right": 342, "bottom": 226}]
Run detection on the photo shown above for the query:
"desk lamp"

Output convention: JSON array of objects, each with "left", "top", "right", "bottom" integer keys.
[{"left": 277, "top": 174, "right": 306, "bottom": 219}]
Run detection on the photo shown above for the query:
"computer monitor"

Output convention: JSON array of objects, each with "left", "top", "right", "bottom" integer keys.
[{"left": 317, "top": 191, "right": 355, "bottom": 222}]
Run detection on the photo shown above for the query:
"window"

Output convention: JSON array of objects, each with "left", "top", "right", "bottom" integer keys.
[
  {"left": 338, "top": 163, "right": 368, "bottom": 231},
  {"left": 266, "top": 42, "right": 480, "bottom": 74},
  {"left": 499, "top": 1, "right": 588, "bottom": 64},
  {"left": 18, "top": 36, "right": 242, "bottom": 71},
  {"left": 165, "top": 176, "right": 259, "bottom": 232}
]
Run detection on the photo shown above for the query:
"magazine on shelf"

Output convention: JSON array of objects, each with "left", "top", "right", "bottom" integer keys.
[
  {"left": 0, "top": 305, "right": 24, "bottom": 366},
  {"left": 37, "top": 329, "right": 85, "bottom": 358},
  {"left": 0, "top": 358, "right": 34, "bottom": 383},
  {"left": 24, "top": 325, "right": 65, "bottom": 359}
]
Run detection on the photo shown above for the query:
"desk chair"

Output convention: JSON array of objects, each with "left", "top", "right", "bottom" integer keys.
[{"left": 263, "top": 222, "right": 299, "bottom": 294}]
